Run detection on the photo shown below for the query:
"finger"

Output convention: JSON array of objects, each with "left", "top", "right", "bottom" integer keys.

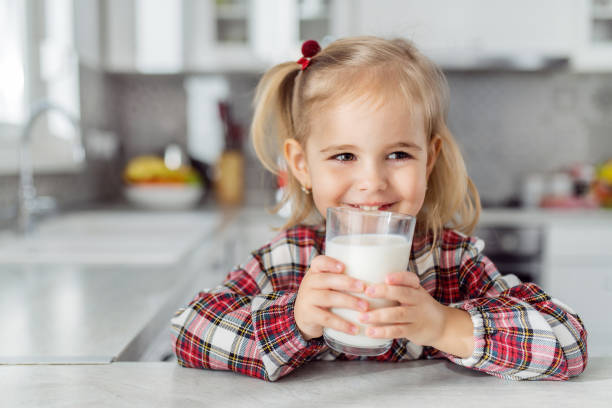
[
  {"left": 311, "top": 290, "right": 369, "bottom": 312},
  {"left": 365, "top": 283, "right": 420, "bottom": 304},
  {"left": 385, "top": 271, "right": 421, "bottom": 288},
  {"left": 365, "top": 324, "right": 410, "bottom": 339},
  {"left": 309, "top": 273, "right": 365, "bottom": 293},
  {"left": 310, "top": 255, "right": 345, "bottom": 274},
  {"left": 316, "top": 308, "right": 360, "bottom": 335},
  {"left": 359, "top": 306, "right": 415, "bottom": 325}
]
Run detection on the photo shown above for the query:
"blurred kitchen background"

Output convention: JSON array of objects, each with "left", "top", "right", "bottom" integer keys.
[
  {"left": 0, "top": 0, "right": 611, "bottom": 361},
  {"left": 1, "top": 0, "right": 612, "bottom": 216}
]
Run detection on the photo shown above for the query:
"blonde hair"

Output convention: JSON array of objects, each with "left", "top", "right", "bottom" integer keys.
[{"left": 251, "top": 36, "right": 481, "bottom": 244}]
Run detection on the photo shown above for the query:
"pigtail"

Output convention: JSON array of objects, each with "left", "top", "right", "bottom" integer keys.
[
  {"left": 406, "top": 46, "right": 481, "bottom": 245},
  {"left": 420, "top": 123, "right": 481, "bottom": 247},
  {"left": 251, "top": 62, "right": 319, "bottom": 229},
  {"left": 252, "top": 62, "right": 299, "bottom": 174}
]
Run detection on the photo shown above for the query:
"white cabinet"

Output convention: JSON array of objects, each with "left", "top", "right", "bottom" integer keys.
[
  {"left": 80, "top": 0, "right": 336, "bottom": 73},
  {"left": 183, "top": 0, "right": 262, "bottom": 72},
  {"left": 572, "top": 0, "right": 612, "bottom": 71},
  {"left": 344, "top": 0, "right": 577, "bottom": 69},
  {"left": 82, "top": 0, "right": 596, "bottom": 72},
  {"left": 186, "top": 0, "right": 335, "bottom": 71},
  {"left": 542, "top": 223, "right": 612, "bottom": 357},
  {"left": 98, "top": 0, "right": 335, "bottom": 73},
  {"left": 103, "top": 0, "right": 183, "bottom": 73}
]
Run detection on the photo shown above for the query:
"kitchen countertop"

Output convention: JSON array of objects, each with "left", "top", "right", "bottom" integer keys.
[
  {"left": 1, "top": 205, "right": 610, "bottom": 364},
  {"left": 479, "top": 207, "right": 612, "bottom": 226},
  {"left": 2, "top": 358, "right": 610, "bottom": 408},
  {"left": 0, "top": 205, "right": 610, "bottom": 407},
  {"left": 0, "top": 208, "right": 237, "bottom": 364}
]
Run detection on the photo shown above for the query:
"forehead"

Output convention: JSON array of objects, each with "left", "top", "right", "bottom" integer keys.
[{"left": 307, "top": 95, "right": 427, "bottom": 149}]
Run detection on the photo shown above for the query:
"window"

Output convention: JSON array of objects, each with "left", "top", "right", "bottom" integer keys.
[
  {"left": 0, "top": 0, "right": 83, "bottom": 174},
  {"left": 0, "top": 0, "right": 26, "bottom": 124}
]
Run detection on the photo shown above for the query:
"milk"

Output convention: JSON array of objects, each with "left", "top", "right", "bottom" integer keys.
[{"left": 324, "top": 234, "right": 411, "bottom": 348}]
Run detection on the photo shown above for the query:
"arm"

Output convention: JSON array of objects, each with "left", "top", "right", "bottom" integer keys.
[
  {"left": 171, "top": 254, "right": 325, "bottom": 381},
  {"left": 426, "top": 239, "right": 588, "bottom": 381}
]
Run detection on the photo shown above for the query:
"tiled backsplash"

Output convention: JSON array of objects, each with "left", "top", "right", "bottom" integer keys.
[
  {"left": 447, "top": 71, "right": 612, "bottom": 204},
  {"left": 1, "top": 67, "right": 612, "bottom": 223}
]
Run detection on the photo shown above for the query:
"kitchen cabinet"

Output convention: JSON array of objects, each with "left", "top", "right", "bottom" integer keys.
[
  {"left": 542, "top": 223, "right": 612, "bottom": 357},
  {"left": 96, "top": 0, "right": 335, "bottom": 73},
  {"left": 77, "top": 0, "right": 337, "bottom": 73},
  {"left": 79, "top": 0, "right": 611, "bottom": 73},
  {"left": 572, "top": 0, "right": 612, "bottom": 71},
  {"left": 185, "top": 0, "right": 335, "bottom": 71},
  {"left": 74, "top": 0, "right": 102, "bottom": 69},
  {"left": 183, "top": 0, "right": 261, "bottom": 72},
  {"left": 103, "top": 0, "right": 183, "bottom": 73},
  {"left": 345, "top": 0, "right": 577, "bottom": 69}
]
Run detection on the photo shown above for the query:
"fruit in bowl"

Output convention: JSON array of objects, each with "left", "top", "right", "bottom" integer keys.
[
  {"left": 594, "top": 159, "right": 612, "bottom": 208},
  {"left": 123, "top": 156, "right": 204, "bottom": 210}
]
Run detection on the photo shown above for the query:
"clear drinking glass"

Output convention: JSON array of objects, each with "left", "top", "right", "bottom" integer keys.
[{"left": 323, "top": 207, "right": 416, "bottom": 356}]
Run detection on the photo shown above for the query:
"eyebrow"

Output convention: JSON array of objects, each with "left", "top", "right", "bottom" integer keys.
[{"left": 319, "top": 142, "right": 422, "bottom": 154}]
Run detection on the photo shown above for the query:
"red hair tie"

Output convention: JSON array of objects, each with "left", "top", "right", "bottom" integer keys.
[{"left": 297, "top": 40, "right": 320, "bottom": 71}]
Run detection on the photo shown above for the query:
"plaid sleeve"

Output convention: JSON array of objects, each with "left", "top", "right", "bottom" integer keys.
[
  {"left": 429, "top": 236, "right": 588, "bottom": 381},
  {"left": 170, "top": 253, "right": 325, "bottom": 381}
]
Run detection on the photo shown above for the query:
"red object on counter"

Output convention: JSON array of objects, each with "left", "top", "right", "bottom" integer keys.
[{"left": 539, "top": 195, "right": 600, "bottom": 209}]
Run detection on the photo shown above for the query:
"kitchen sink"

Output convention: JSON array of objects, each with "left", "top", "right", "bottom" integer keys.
[{"left": 0, "top": 210, "right": 220, "bottom": 265}]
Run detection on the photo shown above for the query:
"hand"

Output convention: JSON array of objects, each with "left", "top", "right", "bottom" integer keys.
[
  {"left": 295, "top": 255, "right": 369, "bottom": 341},
  {"left": 359, "top": 271, "right": 474, "bottom": 358}
]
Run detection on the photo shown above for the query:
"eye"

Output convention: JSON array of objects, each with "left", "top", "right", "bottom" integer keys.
[
  {"left": 331, "top": 153, "right": 355, "bottom": 162},
  {"left": 387, "top": 151, "right": 413, "bottom": 160}
]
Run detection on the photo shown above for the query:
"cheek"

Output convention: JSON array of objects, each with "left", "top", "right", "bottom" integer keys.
[
  {"left": 309, "top": 166, "right": 341, "bottom": 207},
  {"left": 393, "top": 167, "right": 428, "bottom": 208},
  {"left": 312, "top": 169, "right": 347, "bottom": 196}
]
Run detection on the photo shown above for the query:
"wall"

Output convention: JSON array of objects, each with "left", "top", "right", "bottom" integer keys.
[{"left": 447, "top": 71, "right": 612, "bottom": 205}]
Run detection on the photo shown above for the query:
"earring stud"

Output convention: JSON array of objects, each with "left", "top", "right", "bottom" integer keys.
[{"left": 300, "top": 185, "right": 311, "bottom": 195}]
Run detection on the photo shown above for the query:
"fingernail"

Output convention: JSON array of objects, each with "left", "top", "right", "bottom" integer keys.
[
  {"left": 351, "top": 326, "right": 359, "bottom": 335},
  {"left": 366, "top": 286, "right": 375, "bottom": 296},
  {"left": 359, "top": 301, "right": 368, "bottom": 311},
  {"left": 367, "top": 327, "right": 378, "bottom": 336},
  {"left": 336, "top": 263, "right": 343, "bottom": 271},
  {"left": 360, "top": 313, "right": 369, "bottom": 322}
]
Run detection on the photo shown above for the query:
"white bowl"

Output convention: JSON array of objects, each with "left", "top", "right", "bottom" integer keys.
[{"left": 124, "top": 184, "right": 203, "bottom": 210}]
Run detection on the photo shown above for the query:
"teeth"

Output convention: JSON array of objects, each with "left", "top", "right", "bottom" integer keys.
[{"left": 359, "top": 205, "right": 380, "bottom": 211}]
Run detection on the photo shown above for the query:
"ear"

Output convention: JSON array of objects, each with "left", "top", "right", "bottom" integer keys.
[
  {"left": 283, "top": 138, "right": 312, "bottom": 189},
  {"left": 426, "top": 134, "right": 442, "bottom": 180}
]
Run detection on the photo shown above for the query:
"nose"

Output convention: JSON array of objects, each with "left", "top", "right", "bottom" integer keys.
[{"left": 356, "top": 160, "right": 388, "bottom": 192}]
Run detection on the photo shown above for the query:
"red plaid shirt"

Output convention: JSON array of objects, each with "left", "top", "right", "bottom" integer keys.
[{"left": 171, "top": 225, "right": 587, "bottom": 381}]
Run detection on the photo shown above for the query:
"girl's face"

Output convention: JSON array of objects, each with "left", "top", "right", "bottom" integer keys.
[{"left": 285, "top": 98, "right": 441, "bottom": 219}]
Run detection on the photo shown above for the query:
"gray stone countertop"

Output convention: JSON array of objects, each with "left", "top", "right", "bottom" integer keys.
[
  {"left": 1, "top": 205, "right": 609, "bottom": 365},
  {"left": 0, "top": 208, "right": 241, "bottom": 364},
  {"left": 2, "top": 358, "right": 611, "bottom": 408},
  {"left": 478, "top": 207, "right": 612, "bottom": 226}
]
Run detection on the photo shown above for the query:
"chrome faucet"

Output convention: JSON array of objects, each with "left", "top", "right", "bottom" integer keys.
[{"left": 18, "top": 100, "right": 85, "bottom": 235}]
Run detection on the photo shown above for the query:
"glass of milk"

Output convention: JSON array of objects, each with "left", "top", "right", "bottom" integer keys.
[{"left": 323, "top": 207, "right": 416, "bottom": 356}]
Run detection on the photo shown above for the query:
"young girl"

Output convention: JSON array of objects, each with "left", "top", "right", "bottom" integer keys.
[{"left": 171, "top": 37, "right": 587, "bottom": 382}]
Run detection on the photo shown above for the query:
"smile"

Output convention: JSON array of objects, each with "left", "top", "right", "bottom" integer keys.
[{"left": 345, "top": 203, "right": 395, "bottom": 211}]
